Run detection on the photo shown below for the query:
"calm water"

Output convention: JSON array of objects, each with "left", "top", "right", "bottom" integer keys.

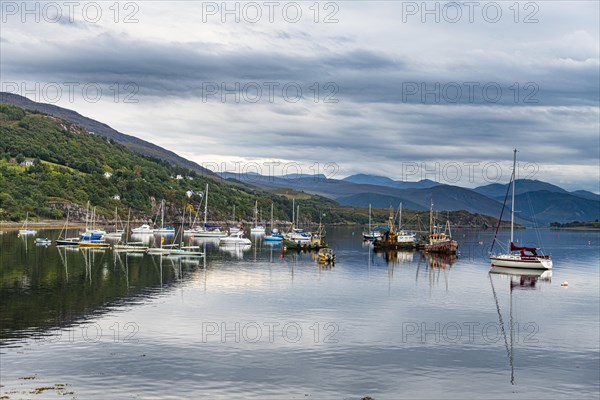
[{"left": 1, "top": 227, "right": 599, "bottom": 399}]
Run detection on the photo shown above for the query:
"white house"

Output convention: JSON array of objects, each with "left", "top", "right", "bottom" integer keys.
[
  {"left": 112, "top": 194, "right": 121, "bottom": 200},
  {"left": 104, "top": 172, "right": 113, "bottom": 178},
  {"left": 176, "top": 174, "right": 183, "bottom": 180},
  {"left": 21, "top": 159, "right": 34, "bottom": 167},
  {"left": 186, "top": 190, "right": 194, "bottom": 198}
]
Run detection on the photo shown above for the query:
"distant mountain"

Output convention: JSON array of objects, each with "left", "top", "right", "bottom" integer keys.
[
  {"left": 335, "top": 193, "right": 426, "bottom": 210},
  {"left": 0, "top": 92, "right": 214, "bottom": 176},
  {"left": 474, "top": 179, "right": 567, "bottom": 199},
  {"left": 220, "top": 171, "right": 600, "bottom": 224},
  {"left": 220, "top": 172, "right": 505, "bottom": 216},
  {"left": 343, "top": 174, "right": 440, "bottom": 189},
  {"left": 571, "top": 190, "right": 600, "bottom": 201},
  {"left": 514, "top": 190, "right": 600, "bottom": 225}
]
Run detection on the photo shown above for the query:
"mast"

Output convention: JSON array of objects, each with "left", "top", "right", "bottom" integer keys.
[
  {"left": 161, "top": 200, "right": 165, "bottom": 229},
  {"left": 368, "top": 204, "right": 372, "bottom": 233},
  {"left": 429, "top": 200, "right": 434, "bottom": 236},
  {"left": 270, "top": 202, "right": 274, "bottom": 229},
  {"left": 292, "top": 198, "right": 295, "bottom": 227},
  {"left": 510, "top": 149, "right": 517, "bottom": 245},
  {"left": 297, "top": 205, "right": 300, "bottom": 229},
  {"left": 399, "top": 202, "right": 403, "bottom": 230},
  {"left": 203, "top": 184, "right": 209, "bottom": 228},
  {"left": 254, "top": 200, "right": 258, "bottom": 227}
]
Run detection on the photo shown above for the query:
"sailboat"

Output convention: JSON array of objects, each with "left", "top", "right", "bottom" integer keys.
[
  {"left": 168, "top": 207, "right": 204, "bottom": 257},
  {"left": 104, "top": 207, "right": 125, "bottom": 238},
  {"left": 19, "top": 212, "right": 37, "bottom": 235},
  {"left": 55, "top": 211, "right": 80, "bottom": 245},
  {"left": 114, "top": 209, "right": 148, "bottom": 252},
  {"left": 363, "top": 204, "right": 383, "bottom": 240},
  {"left": 250, "top": 200, "right": 266, "bottom": 234},
  {"left": 489, "top": 150, "right": 552, "bottom": 270},
  {"left": 228, "top": 205, "right": 242, "bottom": 234},
  {"left": 153, "top": 200, "right": 175, "bottom": 234},
  {"left": 79, "top": 204, "right": 106, "bottom": 240},
  {"left": 264, "top": 203, "right": 283, "bottom": 242},
  {"left": 192, "top": 184, "right": 228, "bottom": 237}
]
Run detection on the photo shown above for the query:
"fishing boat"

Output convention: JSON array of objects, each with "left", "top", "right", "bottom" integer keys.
[
  {"left": 219, "top": 231, "right": 252, "bottom": 246},
  {"left": 250, "top": 201, "right": 266, "bottom": 234},
  {"left": 423, "top": 201, "right": 457, "bottom": 254},
  {"left": 318, "top": 248, "right": 336, "bottom": 264},
  {"left": 373, "top": 204, "right": 416, "bottom": 249},
  {"left": 489, "top": 150, "right": 552, "bottom": 270},
  {"left": 153, "top": 200, "right": 175, "bottom": 234},
  {"left": 191, "top": 184, "right": 228, "bottom": 237},
  {"left": 18, "top": 212, "right": 37, "bottom": 235}
]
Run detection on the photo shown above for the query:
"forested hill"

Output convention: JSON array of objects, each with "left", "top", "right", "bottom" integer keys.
[
  {"left": 0, "top": 104, "right": 516, "bottom": 229},
  {"left": 0, "top": 104, "right": 342, "bottom": 223}
]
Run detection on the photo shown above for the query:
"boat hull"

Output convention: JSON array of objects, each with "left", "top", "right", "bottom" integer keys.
[
  {"left": 283, "top": 239, "right": 324, "bottom": 250},
  {"left": 192, "top": 231, "right": 228, "bottom": 238},
  {"left": 490, "top": 255, "right": 552, "bottom": 270},
  {"left": 424, "top": 240, "right": 458, "bottom": 255}
]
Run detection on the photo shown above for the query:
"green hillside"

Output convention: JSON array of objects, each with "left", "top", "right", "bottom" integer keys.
[{"left": 0, "top": 104, "right": 350, "bottom": 223}]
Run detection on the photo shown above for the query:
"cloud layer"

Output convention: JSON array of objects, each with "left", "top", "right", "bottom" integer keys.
[{"left": 1, "top": 1, "right": 598, "bottom": 191}]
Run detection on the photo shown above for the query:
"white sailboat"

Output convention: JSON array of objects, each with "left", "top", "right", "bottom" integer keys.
[
  {"left": 363, "top": 204, "right": 383, "bottom": 240},
  {"left": 220, "top": 231, "right": 252, "bottom": 246},
  {"left": 250, "top": 200, "right": 266, "bottom": 234},
  {"left": 490, "top": 150, "right": 552, "bottom": 270},
  {"left": 153, "top": 200, "right": 175, "bottom": 234},
  {"left": 19, "top": 212, "right": 37, "bottom": 235},
  {"left": 192, "top": 184, "right": 228, "bottom": 237}
]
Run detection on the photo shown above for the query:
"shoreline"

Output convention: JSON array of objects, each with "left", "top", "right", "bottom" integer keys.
[{"left": 1, "top": 219, "right": 533, "bottom": 231}]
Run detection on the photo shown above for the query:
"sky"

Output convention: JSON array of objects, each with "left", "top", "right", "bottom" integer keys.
[{"left": 1, "top": 1, "right": 599, "bottom": 192}]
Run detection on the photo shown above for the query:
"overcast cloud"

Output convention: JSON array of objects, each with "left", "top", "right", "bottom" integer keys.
[{"left": 1, "top": 1, "right": 598, "bottom": 191}]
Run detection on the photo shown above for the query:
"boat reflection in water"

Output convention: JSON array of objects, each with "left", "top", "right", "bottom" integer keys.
[
  {"left": 423, "top": 252, "right": 457, "bottom": 269},
  {"left": 219, "top": 244, "right": 251, "bottom": 259},
  {"left": 489, "top": 267, "right": 552, "bottom": 385},
  {"left": 373, "top": 248, "right": 415, "bottom": 265}
]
